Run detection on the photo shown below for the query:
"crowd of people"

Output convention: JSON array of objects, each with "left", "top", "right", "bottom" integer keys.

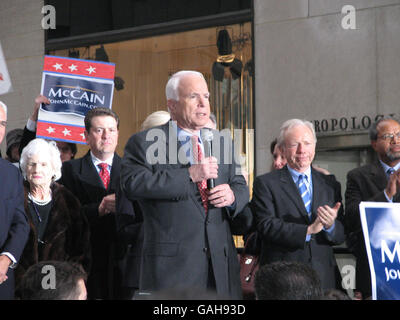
[{"left": 0, "top": 70, "right": 396, "bottom": 300}]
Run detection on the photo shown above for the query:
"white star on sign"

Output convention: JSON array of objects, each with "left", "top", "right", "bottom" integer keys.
[
  {"left": 46, "top": 126, "right": 55, "bottom": 134},
  {"left": 68, "top": 64, "right": 78, "bottom": 72},
  {"left": 80, "top": 133, "right": 86, "bottom": 140},
  {"left": 52, "top": 63, "right": 63, "bottom": 71},
  {"left": 62, "top": 128, "right": 71, "bottom": 136},
  {"left": 86, "top": 66, "right": 96, "bottom": 74}
]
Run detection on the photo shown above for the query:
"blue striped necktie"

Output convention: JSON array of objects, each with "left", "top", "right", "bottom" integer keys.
[
  {"left": 297, "top": 175, "right": 311, "bottom": 218},
  {"left": 387, "top": 167, "right": 395, "bottom": 178}
]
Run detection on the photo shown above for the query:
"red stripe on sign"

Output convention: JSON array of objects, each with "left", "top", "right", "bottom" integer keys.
[
  {"left": 43, "top": 56, "right": 115, "bottom": 80},
  {"left": 37, "top": 121, "right": 87, "bottom": 144}
]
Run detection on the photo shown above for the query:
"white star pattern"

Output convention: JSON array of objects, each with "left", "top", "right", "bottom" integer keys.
[
  {"left": 62, "top": 128, "right": 71, "bottom": 136},
  {"left": 68, "top": 64, "right": 78, "bottom": 72},
  {"left": 80, "top": 133, "right": 86, "bottom": 140},
  {"left": 86, "top": 66, "right": 96, "bottom": 74},
  {"left": 46, "top": 126, "right": 55, "bottom": 134},
  {"left": 52, "top": 63, "right": 63, "bottom": 71}
]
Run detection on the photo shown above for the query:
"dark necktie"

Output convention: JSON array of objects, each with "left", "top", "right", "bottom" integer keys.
[
  {"left": 387, "top": 167, "right": 395, "bottom": 178},
  {"left": 297, "top": 174, "right": 311, "bottom": 218},
  {"left": 191, "top": 136, "right": 208, "bottom": 213},
  {"left": 98, "top": 163, "right": 110, "bottom": 190}
]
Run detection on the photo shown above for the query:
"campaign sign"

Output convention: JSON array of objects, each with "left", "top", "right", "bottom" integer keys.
[
  {"left": 38, "top": 55, "right": 115, "bottom": 144},
  {"left": 360, "top": 202, "right": 400, "bottom": 300},
  {"left": 41, "top": 74, "right": 113, "bottom": 116}
]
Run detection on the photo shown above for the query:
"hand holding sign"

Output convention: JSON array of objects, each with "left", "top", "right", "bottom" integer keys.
[
  {"left": 38, "top": 55, "right": 115, "bottom": 144},
  {"left": 31, "top": 94, "right": 50, "bottom": 122}
]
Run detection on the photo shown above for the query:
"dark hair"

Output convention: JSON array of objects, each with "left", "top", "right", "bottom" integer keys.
[
  {"left": 67, "top": 142, "right": 77, "bottom": 158},
  {"left": 84, "top": 107, "right": 119, "bottom": 132},
  {"left": 254, "top": 261, "right": 323, "bottom": 300},
  {"left": 322, "top": 289, "right": 351, "bottom": 300},
  {"left": 18, "top": 260, "right": 87, "bottom": 300},
  {"left": 369, "top": 116, "right": 400, "bottom": 141},
  {"left": 270, "top": 138, "right": 278, "bottom": 155}
]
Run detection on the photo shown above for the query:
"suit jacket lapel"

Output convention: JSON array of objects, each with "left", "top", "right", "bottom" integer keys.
[
  {"left": 280, "top": 167, "right": 310, "bottom": 223},
  {"left": 370, "top": 161, "right": 388, "bottom": 191},
  {"left": 80, "top": 152, "right": 104, "bottom": 189},
  {"left": 311, "top": 168, "right": 326, "bottom": 221},
  {"left": 163, "top": 121, "right": 206, "bottom": 218},
  {"left": 109, "top": 154, "right": 121, "bottom": 193}
]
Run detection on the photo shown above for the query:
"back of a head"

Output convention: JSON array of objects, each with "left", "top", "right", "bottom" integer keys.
[
  {"left": 141, "top": 110, "right": 171, "bottom": 131},
  {"left": 6, "top": 128, "right": 23, "bottom": 157},
  {"left": 322, "top": 289, "right": 351, "bottom": 300},
  {"left": 134, "top": 287, "right": 221, "bottom": 300},
  {"left": 254, "top": 261, "right": 323, "bottom": 300},
  {"left": 18, "top": 260, "right": 87, "bottom": 300}
]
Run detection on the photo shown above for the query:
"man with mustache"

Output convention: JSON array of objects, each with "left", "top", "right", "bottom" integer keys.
[{"left": 345, "top": 117, "right": 400, "bottom": 299}]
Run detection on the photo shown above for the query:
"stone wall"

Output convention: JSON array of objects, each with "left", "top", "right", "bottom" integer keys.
[
  {"left": 254, "top": 0, "right": 400, "bottom": 174},
  {"left": 0, "top": 0, "right": 44, "bottom": 155}
]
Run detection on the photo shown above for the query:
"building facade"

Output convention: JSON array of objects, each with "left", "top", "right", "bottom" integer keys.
[{"left": 2, "top": 0, "right": 400, "bottom": 295}]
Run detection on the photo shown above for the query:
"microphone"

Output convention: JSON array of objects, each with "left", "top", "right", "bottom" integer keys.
[{"left": 201, "top": 128, "right": 215, "bottom": 190}]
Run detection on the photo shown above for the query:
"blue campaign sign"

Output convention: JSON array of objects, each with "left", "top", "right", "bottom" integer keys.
[
  {"left": 360, "top": 202, "right": 400, "bottom": 300},
  {"left": 41, "top": 74, "right": 113, "bottom": 117}
]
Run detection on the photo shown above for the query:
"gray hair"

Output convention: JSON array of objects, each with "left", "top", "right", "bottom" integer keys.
[
  {"left": 165, "top": 70, "right": 205, "bottom": 101},
  {"left": 0, "top": 101, "right": 7, "bottom": 116},
  {"left": 277, "top": 119, "right": 317, "bottom": 148},
  {"left": 369, "top": 116, "right": 400, "bottom": 141},
  {"left": 20, "top": 138, "right": 62, "bottom": 182}
]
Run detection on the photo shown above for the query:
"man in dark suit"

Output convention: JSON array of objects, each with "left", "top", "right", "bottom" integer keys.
[
  {"left": 121, "top": 70, "right": 249, "bottom": 299},
  {"left": 251, "top": 119, "right": 345, "bottom": 290},
  {"left": 345, "top": 117, "right": 400, "bottom": 299},
  {"left": 60, "top": 107, "right": 122, "bottom": 299},
  {"left": 0, "top": 101, "right": 30, "bottom": 299}
]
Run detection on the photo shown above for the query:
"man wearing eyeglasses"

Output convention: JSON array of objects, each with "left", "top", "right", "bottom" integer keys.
[{"left": 345, "top": 117, "right": 400, "bottom": 299}]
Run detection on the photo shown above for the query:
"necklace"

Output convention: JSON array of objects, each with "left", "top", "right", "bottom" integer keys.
[{"left": 28, "top": 191, "right": 52, "bottom": 206}]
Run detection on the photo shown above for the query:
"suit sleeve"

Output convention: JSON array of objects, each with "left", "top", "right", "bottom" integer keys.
[
  {"left": 344, "top": 169, "right": 387, "bottom": 233},
  {"left": 321, "top": 176, "right": 345, "bottom": 245},
  {"left": 229, "top": 204, "right": 254, "bottom": 235},
  {"left": 251, "top": 176, "right": 308, "bottom": 250},
  {"left": 121, "top": 134, "right": 198, "bottom": 200},
  {"left": 2, "top": 169, "right": 30, "bottom": 262}
]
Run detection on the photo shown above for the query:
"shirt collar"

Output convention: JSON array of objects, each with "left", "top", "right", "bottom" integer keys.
[
  {"left": 287, "top": 165, "right": 312, "bottom": 183},
  {"left": 90, "top": 151, "right": 114, "bottom": 168},
  {"left": 174, "top": 121, "right": 203, "bottom": 145},
  {"left": 379, "top": 159, "right": 400, "bottom": 173}
]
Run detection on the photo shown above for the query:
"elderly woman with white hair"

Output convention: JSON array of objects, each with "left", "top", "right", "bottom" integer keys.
[{"left": 15, "top": 138, "right": 91, "bottom": 291}]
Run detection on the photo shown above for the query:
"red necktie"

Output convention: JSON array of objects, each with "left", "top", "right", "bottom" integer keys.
[
  {"left": 98, "top": 163, "right": 110, "bottom": 190},
  {"left": 192, "top": 136, "right": 208, "bottom": 213}
]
